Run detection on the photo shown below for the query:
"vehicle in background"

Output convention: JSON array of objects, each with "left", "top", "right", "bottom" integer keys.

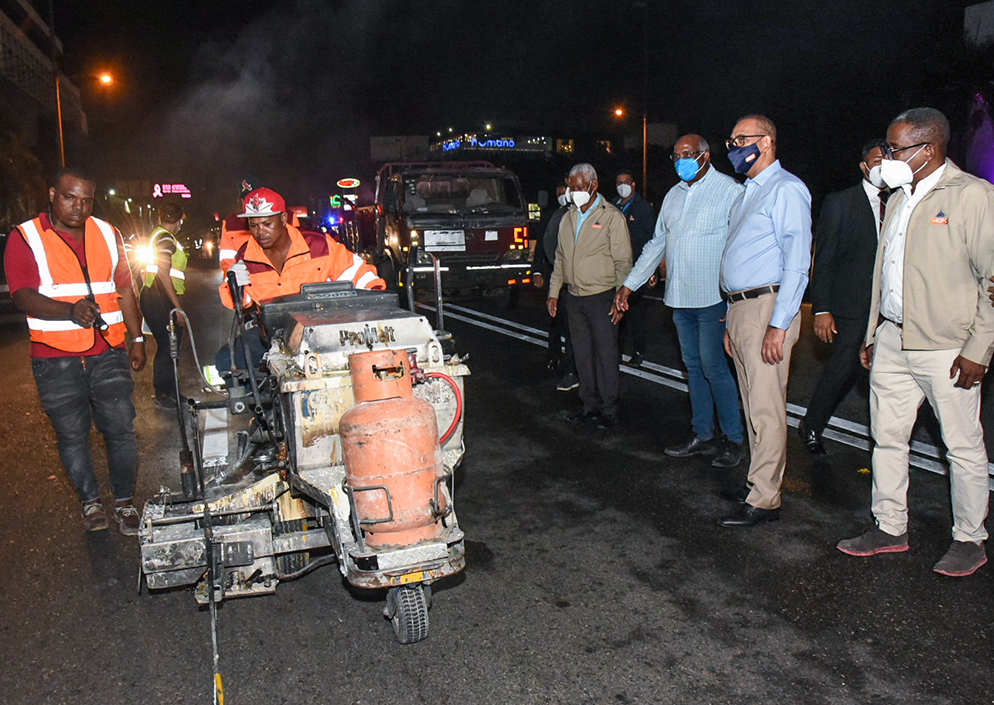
[{"left": 352, "top": 161, "right": 532, "bottom": 307}]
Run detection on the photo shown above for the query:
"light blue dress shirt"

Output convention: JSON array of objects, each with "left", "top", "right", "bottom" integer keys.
[
  {"left": 625, "top": 166, "right": 744, "bottom": 308},
  {"left": 574, "top": 193, "right": 603, "bottom": 239},
  {"left": 720, "top": 160, "right": 812, "bottom": 330}
]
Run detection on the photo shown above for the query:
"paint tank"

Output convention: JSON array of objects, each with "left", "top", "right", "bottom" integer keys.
[{"left": 339, "top": 349, "right": 448, "bottom": 548}]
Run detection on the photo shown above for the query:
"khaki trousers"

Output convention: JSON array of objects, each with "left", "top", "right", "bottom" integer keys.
[
  {"left": 726, "top": 293, "right": 801, "bottom": 510},
  {"left": 870, "top": 320, "right": 990, "bottom": 543}
]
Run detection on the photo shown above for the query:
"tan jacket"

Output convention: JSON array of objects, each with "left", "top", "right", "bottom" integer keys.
[
  {"left": 549, "top": 197, "right": 632, "bottom": 299},
  {"left": 865, "top": 160, "right": 994, "bottom": 365}
]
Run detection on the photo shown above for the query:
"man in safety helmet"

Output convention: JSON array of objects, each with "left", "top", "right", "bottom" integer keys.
[
  {"left": 140, "top": 202, "right": 188, "bottom": 410},
  {"left": 216, "top": 187, "right": 385, "bottom": 373},
  {"left": 3, "top": 165, "right": 147, "bottom": 535}
]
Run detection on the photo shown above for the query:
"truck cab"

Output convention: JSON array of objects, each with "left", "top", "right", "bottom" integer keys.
[{"left": 356, "top": 161, "right": 532, "bottom": 304}]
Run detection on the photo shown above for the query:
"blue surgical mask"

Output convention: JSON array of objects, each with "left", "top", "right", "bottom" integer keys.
[
  {"left": 675, "top": 154, "right": 705, "bottom": 182},
  {"left": 728, "top": 143, "right": 762, "bottom": 174}
]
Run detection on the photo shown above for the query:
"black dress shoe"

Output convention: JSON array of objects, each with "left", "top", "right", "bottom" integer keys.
[
  {"left": 797, "top": 419, "right": 826, "bottom": 456},
  {"left": 717, "top": 503, "right": 780, "bottom": 527},
  {"left": 719, "top": 485, "right": 748, "bottom": 504},
  {"left": 566, "top": 409, "right": 599, "bottom": 424},
  {"left": 628, "top": 352, "right": 644, "bottom": 368},
  {"left": 665, "top": 436, "right": 717, "bottom": 458},
  {"left": 711, "top": 440, "right": 744, "bottom": 468}
]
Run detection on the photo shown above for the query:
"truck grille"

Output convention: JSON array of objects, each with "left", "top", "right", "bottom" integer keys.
[{"left": 439, "top": 253, "right": 500, "bottom": 267}]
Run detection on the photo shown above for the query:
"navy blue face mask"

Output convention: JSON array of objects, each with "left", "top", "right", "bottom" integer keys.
[{"left": 728, "top": 143, "right": 761, "bottom": 174}]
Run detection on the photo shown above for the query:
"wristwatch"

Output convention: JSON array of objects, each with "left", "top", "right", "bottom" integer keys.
[{"left": 132, "top": 336, "right": 146, "bottom": 343}]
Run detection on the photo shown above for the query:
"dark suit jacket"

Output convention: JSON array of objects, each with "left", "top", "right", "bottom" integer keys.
[
  {"left": 810, "top": 182, "right": 880, "bottom": 321},
  {"left": 613, "top": 192, "right": 656, "bottom": 262}
]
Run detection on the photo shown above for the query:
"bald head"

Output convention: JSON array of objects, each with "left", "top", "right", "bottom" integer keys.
[
  {"left": 735, "top": 114, "right": 777, "bottom": 142},
  {"left": 674, "top": 134, "right": 709, "bottom": 154}
]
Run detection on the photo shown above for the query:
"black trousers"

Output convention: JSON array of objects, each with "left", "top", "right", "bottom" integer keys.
[
  {"left": 139, "top": 286, "right": 183, "bottom": 400},
  {"left": 619, "top": 285, "right": 647, "bottom": 356},
  {"left": 549, "top": 289, "right": 576, "bottom": 374},
  {"left": 804, "top": 315, "right": 867, "bottom": 434},
  {"left": 567, "top": 289, "right": 620, "bottom": 417}
]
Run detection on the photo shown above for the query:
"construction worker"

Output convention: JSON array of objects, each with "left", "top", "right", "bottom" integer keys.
[
  {"left": 3, "top": 165, "right": 146, "bottom": 535},
  {"left": 216, "top": 187, "right": 385, "bottom": 374},
  {"left": 140, "top": 202, "right": 189, "bottom": 410}
]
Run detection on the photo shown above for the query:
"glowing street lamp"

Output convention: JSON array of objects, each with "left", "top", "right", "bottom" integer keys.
[
  {"left": 614, "top": 107, "right": 625, "bottom": 117},
  {"left": 55, "top": 71, "right": 116, "bottom": 167}
]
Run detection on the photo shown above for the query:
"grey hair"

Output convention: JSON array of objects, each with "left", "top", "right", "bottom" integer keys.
[
  {"left": 569, "top": 163, "right": 598, "bottom": 183},
  {"left": 695, "top": 136, "right": 709, "bottom": 153},
  {"left": 890, "top": 107, "right": 950, "bottom": 147}
]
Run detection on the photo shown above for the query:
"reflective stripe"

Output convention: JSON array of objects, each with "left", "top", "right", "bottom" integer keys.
[
  {"left": 19, "top": 220, "right": 53, "bottom": 289},
  {"left": 27, "top": 317, "right": 86, "bottom": 331},
  {"left": 91, "top": 218, "right": 119, "bottom": 272},
  {"left": 170, "top": 268, "right": 186, "bottom": 280},
  {"left": 25, "top": 308, "right": 124, "bottom": 331},
  {"left": 145, "top": 264, "right": 160, "bottom": 274},
  {"left": 219, "top": 249, "right": 238, "bottom": 260},
  {"left": 37, "top": 281, "right": 116, "bottom": 298},
  {"left": 355, "top": 271, "right": 378, "bottom": 289},
  {"left": 336, "top": 254, "right": 364, "bottom": 283}
]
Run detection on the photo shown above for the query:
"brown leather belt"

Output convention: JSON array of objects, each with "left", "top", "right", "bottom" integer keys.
[{"left": 726, "top": 284, "right": 780, "bottom": 303}]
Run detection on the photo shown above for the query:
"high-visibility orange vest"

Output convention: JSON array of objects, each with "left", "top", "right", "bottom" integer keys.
[
  {"left": 219, "top": 215, "right": 251, "bottom": 274},
  {"left": 218, "top": 225, "right": 385, "bottom": 309},
  {"left": 16, "top": 216, "right": 127, "bottom": 352}
]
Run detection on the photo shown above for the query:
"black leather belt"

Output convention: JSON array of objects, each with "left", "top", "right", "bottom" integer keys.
[{"left": 726, "top": 285, "right": 780, "bottom": 303}]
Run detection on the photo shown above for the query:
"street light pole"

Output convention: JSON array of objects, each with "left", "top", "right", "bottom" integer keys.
[
  {"left": 639, "top": 0, "right": 648, "bottom": 198},
  {"left": 55, "top": 73, "right": 65, "bottom": 167}
]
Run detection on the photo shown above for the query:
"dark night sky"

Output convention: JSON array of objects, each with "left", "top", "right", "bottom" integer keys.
[{"left": 51, "top": 0, "right": 980, "bottom": 212}]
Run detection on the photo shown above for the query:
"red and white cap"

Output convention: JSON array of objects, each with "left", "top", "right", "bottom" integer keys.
[{"left": 238, "top": 187, "right": 285, "bottom": 218}]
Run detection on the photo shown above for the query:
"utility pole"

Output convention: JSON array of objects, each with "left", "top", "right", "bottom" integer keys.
[
  {"left": 46, "top": 0, "right": 65, "bottom": 166},
  {"left": 636, "top": 0, "right": 648, "bottom": 199}
]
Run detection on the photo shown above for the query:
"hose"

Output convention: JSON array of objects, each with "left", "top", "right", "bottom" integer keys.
[
  {"left": 425, "top": 372, "right": 463, "bottom": 446},
  {"left": 170, "top": 308, "right": 227, "bottom": 396}
]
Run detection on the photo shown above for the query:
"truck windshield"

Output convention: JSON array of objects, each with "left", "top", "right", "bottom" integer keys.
[{"left": 400, "top": 175, "right": 523, "bottom": 214}]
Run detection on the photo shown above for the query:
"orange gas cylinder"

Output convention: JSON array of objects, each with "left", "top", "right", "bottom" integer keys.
[{"left": 339, "top": 350, "right": 448, "bottom": 548}]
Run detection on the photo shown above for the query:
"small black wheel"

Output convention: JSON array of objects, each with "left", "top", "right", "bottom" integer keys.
[{"left": 387, "top": 584, "right": 430, "bottom": 644}]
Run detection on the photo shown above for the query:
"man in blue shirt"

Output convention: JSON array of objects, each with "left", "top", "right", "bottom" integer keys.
[
  {"left": 612, "top": 168, "right": 656, "bottom": 368},
  {"left": 615, "top": 134, "right": 745, "bottom": 469},
  {"left": 717, "top": 115, "right": 813, "bottom": 527}
]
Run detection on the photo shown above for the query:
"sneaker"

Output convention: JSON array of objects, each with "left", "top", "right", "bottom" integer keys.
[
  {"left": 837, "top": 527, "right": 909, "bottom": 556},
  {"left": 933, "top": 540, "right": 987, "bottom": 577},
  {"left": 565, "top": 409, "right": 599, "bottom": 424},
  {"left": 82, "top": 500, "right": 108, "bottom": 532},
  {"left": 113, "top": 502, "right": 141, "bottom": 536},
  {"left": 664, "top": 436, "right": 717, "bottom": 458},
  {"left": 597, "top": 414, "right": 617, "bottom": 430},
  {"left": 556, "top": 372, "right": 579, "bottom": 391},
  {"left": 711, "top": 440, "right": 744, "bottom": 468}
]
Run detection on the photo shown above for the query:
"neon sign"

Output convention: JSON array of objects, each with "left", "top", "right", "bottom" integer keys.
[
  {"left": 336, "top": 178, "right": 361, "bottom": 188},
  {"left": 442, "top": 134, "right": 516, "bottom": 151},
  {"left": 152, "top": 183, "right": 192, "bottom": 199}
]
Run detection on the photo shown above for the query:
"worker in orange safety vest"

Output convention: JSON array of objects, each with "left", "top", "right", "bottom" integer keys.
[{"left": 215, "top": 187, "right": 385, "bottom": 375}]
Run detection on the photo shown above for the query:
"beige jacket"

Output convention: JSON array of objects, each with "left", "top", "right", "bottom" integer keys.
[
  {"left": 549, "top": 196, "right": 632, "bottom": 299},
  {"left": 866, "top": 160, "right": 994, "bottom": 366}
]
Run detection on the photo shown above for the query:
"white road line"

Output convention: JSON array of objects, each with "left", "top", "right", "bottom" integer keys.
[{"left": 424, "top": 301, "right": 994, "bottom": 485}]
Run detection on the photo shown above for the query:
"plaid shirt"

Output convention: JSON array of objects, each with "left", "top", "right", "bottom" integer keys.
[{"left": 625, "top": 166, "right": 744, "bottom": 308}]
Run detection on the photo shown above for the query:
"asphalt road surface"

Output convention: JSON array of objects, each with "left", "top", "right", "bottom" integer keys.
[{"left": 1, "top": 265, "right": 992, "bottom": 705}]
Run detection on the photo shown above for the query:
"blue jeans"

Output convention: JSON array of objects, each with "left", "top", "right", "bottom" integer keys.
[
  {"left": 672, "top": 302, "right": 743, "bottom": 444},
  {"left": 31, "top": 348, "right": 138, "bottom": 503}
]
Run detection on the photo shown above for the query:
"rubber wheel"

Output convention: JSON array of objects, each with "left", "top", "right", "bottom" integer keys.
[{"left": 389, "top": 584, "right": 430, "bottom": 644}]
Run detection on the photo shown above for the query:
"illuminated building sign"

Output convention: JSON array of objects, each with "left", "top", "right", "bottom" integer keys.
[
  {"left": 152, "top": 183, "right": 192, "bottom": 199},
  {"left": 434, "top": 134, "right": 552, "bottom": 154},
  {"left": 330, "top": 194, "right": 342, "bottom": 207},
  {"left": 336, "top": 178, "right": 361, "bottom": 188}
]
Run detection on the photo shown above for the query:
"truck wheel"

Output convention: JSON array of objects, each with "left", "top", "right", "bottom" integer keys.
[
  {"left": 387, "top": 584, "right": 430, "bottom": 644},
  {"left": 495, "top": 286, "right": 519, "bottom": 310},
  {"left": 376, "top": 256, "right": 400, "bottom": 291}
]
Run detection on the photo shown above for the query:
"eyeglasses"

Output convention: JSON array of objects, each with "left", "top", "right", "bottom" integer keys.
[
  {"left": 669, "top": 150, "right": 703, "bottom": 162},
  {"left": 725, "top": 134, "right": 766, "bottom": 150},
  {"left": 881, "top": 142, "right": 929, "bottom": 159}
]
